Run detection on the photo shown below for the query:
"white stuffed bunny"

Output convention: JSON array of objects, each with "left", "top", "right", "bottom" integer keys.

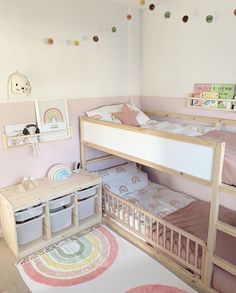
[{"left": 8, "top": 71, "right": 31, "bottom": 99}]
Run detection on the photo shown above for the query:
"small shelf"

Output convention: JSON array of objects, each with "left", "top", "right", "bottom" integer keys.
[
  {"left": 3, "top": 127, "right": 73, "bottom": 150},
  {"left": 187, "top": 97, "right": 236, "bottom": 112}
]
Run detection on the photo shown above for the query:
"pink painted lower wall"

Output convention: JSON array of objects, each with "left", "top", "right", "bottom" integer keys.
[
  {"left": 141, "top": 96, "right": 236, "bottom": 211},
  {"left": 0, "top": 96, "right": 139, "bottom": 188}
]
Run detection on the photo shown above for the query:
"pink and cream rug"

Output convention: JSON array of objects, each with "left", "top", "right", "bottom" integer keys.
[{"left": 16, "top": 224, "right": 197, "bottom": 293}]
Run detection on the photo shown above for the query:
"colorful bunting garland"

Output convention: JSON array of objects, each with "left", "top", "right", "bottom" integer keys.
[{"left": 6, "top": 1, "right": 236, "bottom": 47}]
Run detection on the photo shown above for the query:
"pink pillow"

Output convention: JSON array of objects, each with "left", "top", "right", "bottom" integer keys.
[{"left": 113, "top": 104, "right": 139, "bottom": 126}]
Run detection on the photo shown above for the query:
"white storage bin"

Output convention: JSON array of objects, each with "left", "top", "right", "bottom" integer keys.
[
  {"left": 77, "top": 196, "right": 97, "bottom": 220},
  {"left": 77, "top": 185, "right": 97, "bottom": 200},
  {"left": 49, "top": 194, "right": 72, "bottom": 212},
  {"left": 50, "top": 205, "right": 73, "bottom": 233},
  {"left": 16, "top": 215, "right": 44, "bottom": 245},
  {"left": 15, "top": 204, "right": 43, "bottom": 223}
]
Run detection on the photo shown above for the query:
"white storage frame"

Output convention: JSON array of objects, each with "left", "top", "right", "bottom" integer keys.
[{"left": 0, "top": 170, "right": 101, "bottom": 259}]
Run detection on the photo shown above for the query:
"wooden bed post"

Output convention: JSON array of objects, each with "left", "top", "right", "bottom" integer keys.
[
  {"left": 79, "top": 118, "right": 87, "bottom": 170},
  {"left": 204, "top": 142, "right": 225, "bottom": 288}
]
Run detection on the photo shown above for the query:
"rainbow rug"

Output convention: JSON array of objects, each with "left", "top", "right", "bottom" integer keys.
[{"left": 16, "top": 224, "right": 197, "bottom": 293}]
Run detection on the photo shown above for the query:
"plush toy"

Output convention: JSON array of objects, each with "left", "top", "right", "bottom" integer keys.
[{"left": 8, "top": 71, "right": 31, "bottom": 99}]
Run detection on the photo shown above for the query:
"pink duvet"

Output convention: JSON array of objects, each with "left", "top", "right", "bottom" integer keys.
[{"left": 202, "top": 130, "right": 236, "bottom": 186}]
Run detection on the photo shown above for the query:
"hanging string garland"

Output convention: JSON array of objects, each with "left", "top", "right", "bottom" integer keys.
[
  {"left": 164, "top": 11, "right": 171, "bottom": 19},
  {"left": 5, "top": 1, "right": 236, "bottom": 47},
  {"left": 182, "top": 15, "right": 189, "bottom": 23},
  {"left": 127, "top": 14, "right": 132, "bottom": 20},
  {"left": 111, "top": 26, "right": 117, "bottom": 33},
  {"left": 93, "top": 35, "right": 99, "bottom": 43},
  {"left": 206, "top": 15, "right": 214, "bottom": 23},
  {"left": 139, "top": 0, "right": 145, "bottom": 6},
  {"left": 46, "top": 38, "right": 54, "bottom": 45},
  {"left": 149, "top": 4, "right": 155, "bottom": 11},
  {"left": 73, "top": 40, "right": 80, "bottom": 46}
]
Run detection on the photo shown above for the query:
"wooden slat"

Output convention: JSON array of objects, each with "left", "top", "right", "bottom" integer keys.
[
  {"left": 220, "top": 184, "right": 236, "bottom": 196},
  {"left": 213, "top": 256, "right": 236, "bottom": 277},
  {"left": 204, "top": 142, "right": 225, "bottom": 286},
  {"left": 216, "top": 221, "right": 236, "bottom": 238}
]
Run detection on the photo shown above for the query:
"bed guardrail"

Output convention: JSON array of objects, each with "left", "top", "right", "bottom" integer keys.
[{"left": 103, "top": 189, "right": 206, "bottom": 277}]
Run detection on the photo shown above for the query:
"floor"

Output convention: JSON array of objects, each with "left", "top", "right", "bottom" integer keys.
[{"left": 0, "top": 239, "right": 30, "bottom": 293}]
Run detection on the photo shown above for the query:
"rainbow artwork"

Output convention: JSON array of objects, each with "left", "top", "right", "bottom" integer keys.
[
  {"left": 47, "top": 164, "right": 72, "bottom": 181},
  {"left": 44, "top": 108, "right": 64, "bottom": 124}
]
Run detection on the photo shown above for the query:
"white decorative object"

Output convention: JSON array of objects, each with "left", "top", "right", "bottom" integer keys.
[{"left": 8, "top": 71, "right": 31, "bottom": 99}]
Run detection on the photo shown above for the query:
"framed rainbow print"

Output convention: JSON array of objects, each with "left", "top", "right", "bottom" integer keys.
[{"left": 35, "top": 98, "right": 70, "bottom": 141}]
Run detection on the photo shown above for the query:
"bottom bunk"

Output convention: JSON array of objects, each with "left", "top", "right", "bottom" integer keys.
[{"left": 94, "top": 162, "right": 236, "bottom": 293}]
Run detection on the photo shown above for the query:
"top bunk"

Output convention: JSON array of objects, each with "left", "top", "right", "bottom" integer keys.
[{"left": 80, "top": 103, "right": 236, "bottom": 195}]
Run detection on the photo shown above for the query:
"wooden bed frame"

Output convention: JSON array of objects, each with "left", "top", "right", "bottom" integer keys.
[{"left": 79, "top": 111, "right": 236, "bottom": 293}]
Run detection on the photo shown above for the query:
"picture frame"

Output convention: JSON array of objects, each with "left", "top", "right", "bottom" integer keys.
[{"left": 35, "top": 98, "right": 70, "bottom": 141}]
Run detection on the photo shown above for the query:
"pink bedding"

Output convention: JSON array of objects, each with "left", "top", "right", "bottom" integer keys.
[
  {"left": 164, "top": 200, "right": 236, "bottom": 293},
  {"left": 201, "top": 130, "right": 236, "bottom": 186}
]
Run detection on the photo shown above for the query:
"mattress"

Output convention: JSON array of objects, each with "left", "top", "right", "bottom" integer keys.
[
  {"left": 122, "top": 182, "right": 195, "bottom": 219},
  {"left": 143, "top": 120, "right": 217, "bottom": 137}
]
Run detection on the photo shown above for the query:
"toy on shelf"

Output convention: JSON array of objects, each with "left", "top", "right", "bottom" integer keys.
[
  {"left": 47, "top": 164, "right": 72, "bottom": 181},
  {"left": 16, "top": 177, "right": 39, "bottom": 193},
  {"left": 23, "top": 124, "right": 41, "bottom": 155}
]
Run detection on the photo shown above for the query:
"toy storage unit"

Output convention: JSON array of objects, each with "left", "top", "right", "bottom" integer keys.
[{"left": 0, "top": 170, "right": 101, "bottom": 259}]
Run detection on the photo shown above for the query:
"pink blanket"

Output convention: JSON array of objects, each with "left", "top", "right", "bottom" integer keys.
[{"left": 202, "top": 130, "right": 236, "bottom": 186}]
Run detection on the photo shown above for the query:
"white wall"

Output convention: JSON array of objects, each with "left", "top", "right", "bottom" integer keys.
[
  {"left": 142, "top": 0, "right": 236, "bottom": 97},
  {"left": 0, "top": 0, "right": 141, "bottom": 100}
]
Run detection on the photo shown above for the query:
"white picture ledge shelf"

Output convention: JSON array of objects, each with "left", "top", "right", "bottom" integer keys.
[
  {"left": 187, "top": 97, "right": 236, "bottom": 112},
  {"left": 3, "top": 127, "right": 72, "bottom": 150}
]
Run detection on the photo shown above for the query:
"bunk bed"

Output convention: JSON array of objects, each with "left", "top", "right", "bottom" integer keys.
[{"left": 79, "top": 109, "right": 236, "bottom": 293}]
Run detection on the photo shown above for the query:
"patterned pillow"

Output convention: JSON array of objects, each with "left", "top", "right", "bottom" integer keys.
[
  {"left": 85, "top": 103, "right": 150, "bottom": 126},
  {"left": 93, "top": 162, "right": 149, "bottom": 196}
]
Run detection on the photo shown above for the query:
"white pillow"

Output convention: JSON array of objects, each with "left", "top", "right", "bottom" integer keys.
[
  {"left": 93, "top": 162, "right": 149, "bottom": 196},
  {"left": 85, "top": 103, "right": 150, "bottom": 126},
  {"left": 85, "top": 104, "right": 122, "bottom": 123}
]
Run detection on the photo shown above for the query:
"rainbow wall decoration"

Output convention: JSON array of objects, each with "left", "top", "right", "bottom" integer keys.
[
  {"left": 47, "top": 164, "right": 72, "bottom": 181},
  {"left": 44, "top": 108, "right": 64, "bottom": 124}
]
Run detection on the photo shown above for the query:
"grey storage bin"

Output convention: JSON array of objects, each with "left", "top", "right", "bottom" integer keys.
[
  {"left": 16, "top": 215, "right": 45, "bottom": 245},
  {"left": 76, "top": 185, "right": 97, "bottom": 200},
  {"left": 50, "top": 205, "right": 73, "bottom": 233},
  {"left": 49, "top": 194, "right": 72, "bottom": 212},
  {"left": 77, "top": 195, "right": 97, "bottom": 220},
  {"left": 15, "top": 204, "right": 43, "bottom": 223}
]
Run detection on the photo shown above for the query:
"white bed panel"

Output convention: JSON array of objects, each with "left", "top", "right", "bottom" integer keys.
[{"left": 83, "top": 122, "right": 214, "bottom": 181}]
